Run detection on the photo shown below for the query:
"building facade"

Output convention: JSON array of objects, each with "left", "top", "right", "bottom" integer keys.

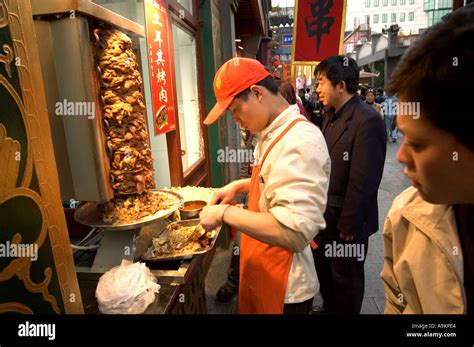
[{"left": 347, "top": 0, "right": 429, "bottom": 34}]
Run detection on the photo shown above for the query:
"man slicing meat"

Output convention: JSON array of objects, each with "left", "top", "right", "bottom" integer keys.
[{"left": 199, "top": 57, "right": 330, "bottom": 314}]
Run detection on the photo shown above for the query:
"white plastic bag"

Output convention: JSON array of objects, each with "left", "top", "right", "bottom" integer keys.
[{"left": 96, "top": 259, "right": 160, "bottom": 314}]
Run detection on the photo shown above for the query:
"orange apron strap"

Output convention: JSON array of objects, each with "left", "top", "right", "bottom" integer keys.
[{"left": 259, "top": 118, "right": 310, "bottom": 166}]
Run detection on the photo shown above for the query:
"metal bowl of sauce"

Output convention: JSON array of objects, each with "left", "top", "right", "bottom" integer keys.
[{"left": 179, "top": 200, "right": 207, "bottom": 220}]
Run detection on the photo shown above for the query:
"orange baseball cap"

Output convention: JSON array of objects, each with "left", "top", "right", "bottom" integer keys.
[{"left": 203, "top": 57, "right": 271, "bottom": 125}]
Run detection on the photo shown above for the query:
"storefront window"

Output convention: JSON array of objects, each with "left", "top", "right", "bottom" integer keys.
[
  {"left": 172, "top": 23, "right": 204, "bottom": 172},
  {"left": 177, "top": 0, "right": 193, "bottom": 14}
]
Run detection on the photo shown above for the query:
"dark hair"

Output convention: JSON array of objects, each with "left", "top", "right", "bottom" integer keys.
[
  {"left": 306, "top": 88, "right": 310, "bottom": 93},
  {"left": 314, "top": 55, "right": 360, "bottom": 94},
  {"left": 387, "top": 3, "right": 474, "bottom": 151},
  {"left": 366, "top": 89, "right": 375, "bottom": 97},
  {"left": 377, "top": 88, "right": 384, "bottom": 95},
  {"left": 277, "top": 79, "right": 297, "bottom": 105},
  {"left": 235, "top": 76, "right": 279, "bottom": 100}
]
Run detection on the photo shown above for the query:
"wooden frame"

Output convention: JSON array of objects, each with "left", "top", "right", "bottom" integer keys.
[{"left": 165, "top": 0, "right": 212, "bottom": 187}]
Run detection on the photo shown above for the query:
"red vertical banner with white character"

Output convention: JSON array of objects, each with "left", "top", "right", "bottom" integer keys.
[
  {"left": 292, "top": 0, "right": 347, "bottom": 64},
  {"left": 145, "top": 0, "right": 176, "bottom": 135}
]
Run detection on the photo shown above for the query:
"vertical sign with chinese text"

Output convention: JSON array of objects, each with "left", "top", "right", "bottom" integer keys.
[
  {"left": 292, "top": 0, "right": 347, "bottom": 64},
  {"left": 145, "top": 0, "right": 176, "bottom": 135}
]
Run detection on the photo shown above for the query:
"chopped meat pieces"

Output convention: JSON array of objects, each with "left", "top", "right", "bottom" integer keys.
[{"left": 94, "top": 27, "right": 169, "bottom": 223}]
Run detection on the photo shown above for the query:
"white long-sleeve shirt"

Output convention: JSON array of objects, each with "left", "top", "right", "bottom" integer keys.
[{"left": 254, "top": 105, "right": 330, "bottom": 303}]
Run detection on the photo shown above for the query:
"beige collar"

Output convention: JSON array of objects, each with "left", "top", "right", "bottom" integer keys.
[{"left": 258, "top": 104, "right": 301, "bottom": 142}]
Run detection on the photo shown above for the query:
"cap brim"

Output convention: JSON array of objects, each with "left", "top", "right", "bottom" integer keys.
[{"left": 203, "top": 97, "right": 233, "bottom": 125}]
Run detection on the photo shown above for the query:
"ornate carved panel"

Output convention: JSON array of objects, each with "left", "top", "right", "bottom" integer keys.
[{"left": 0, "top": 0, "right": 83, "bottom": 314}]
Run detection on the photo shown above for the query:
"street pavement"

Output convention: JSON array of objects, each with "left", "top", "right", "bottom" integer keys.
[{"left": 205, "top": 135, "right": 410, "bottom": 314}]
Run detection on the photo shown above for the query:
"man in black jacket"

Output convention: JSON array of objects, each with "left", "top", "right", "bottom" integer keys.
[{"left": 313, "top": 55, "right": 387, "bottom": 314}]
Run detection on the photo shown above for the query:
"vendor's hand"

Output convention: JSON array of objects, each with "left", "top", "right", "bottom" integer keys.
[
  {"left": 211, "top": 181, "right": 241, "bottom": 205},
  {"left": 199, "top": 204, "right": 229, "bottom": 230},
  {"left": 339, "top": 230, "right": 354, "bottom": 241}
]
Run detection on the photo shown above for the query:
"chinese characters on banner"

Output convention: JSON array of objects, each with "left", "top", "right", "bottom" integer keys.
[
  {"left": 292, "top": 0, "right": 347, "bottom": 64},
  {"left": 145, "top": 0, "right": 176, "bottom": 135}
]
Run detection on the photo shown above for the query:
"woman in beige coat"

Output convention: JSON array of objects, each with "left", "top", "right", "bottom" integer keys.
[{"left": 380, "top": 4, "right": 474, "bottom": 314}]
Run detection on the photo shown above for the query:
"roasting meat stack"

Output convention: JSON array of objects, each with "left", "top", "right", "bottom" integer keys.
[
  {"left": 94, "top": 28, "right": 156, "bottom": 196},
  {"left": 91, "top": 27, "right": 177, "bottom": 224}
]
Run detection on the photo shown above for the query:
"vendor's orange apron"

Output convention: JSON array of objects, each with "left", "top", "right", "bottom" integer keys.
[{"left": 238, "top": 118, "right": 308, "bottom": 314}]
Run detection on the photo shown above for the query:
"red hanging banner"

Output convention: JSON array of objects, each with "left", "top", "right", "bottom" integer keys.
[
  {"left": 292, "top": 0, "right": 347, "bottom": 65},
  {"left": 145, "top": 0, "right": 176, "bottom": 135}
]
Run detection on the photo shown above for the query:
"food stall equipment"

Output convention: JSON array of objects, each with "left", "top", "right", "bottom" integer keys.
[
  {"left": 31, "top": 0, "right": 144, "bottom": 203},
  {"left": 74, "top": 189, "right": 183, "bottom": 272},
  {"left": 28, "top": 0, "right": 217, "bottom": 313},
  {"left": 30, "top": 0, "right": 161, "bottom": 273}
]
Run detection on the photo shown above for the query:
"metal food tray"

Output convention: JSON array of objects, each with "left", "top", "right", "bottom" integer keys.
[
  {"left": 74, "top": 190, "right": 184, "bottom": 231},
  {"left": 141, "top": 219, "right": 220, "bottom": 262}
]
